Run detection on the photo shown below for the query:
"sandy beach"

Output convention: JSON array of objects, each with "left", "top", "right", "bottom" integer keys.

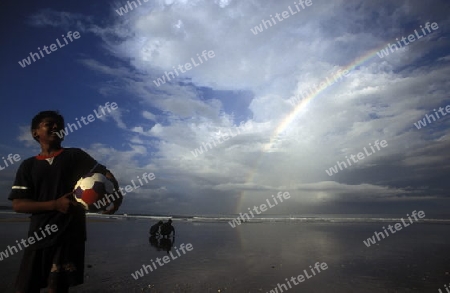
[{"left": 0, "top": 214, "right": 449, "bottom": 293}]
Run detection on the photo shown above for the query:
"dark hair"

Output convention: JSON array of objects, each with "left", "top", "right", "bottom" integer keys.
[{"left": 31, "top": 111, "right": 64, "bottom": 141}]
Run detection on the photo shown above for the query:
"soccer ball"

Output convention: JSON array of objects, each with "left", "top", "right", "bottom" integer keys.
[{"left": 73, "top": 173, "right": 115, "bottom": 211}]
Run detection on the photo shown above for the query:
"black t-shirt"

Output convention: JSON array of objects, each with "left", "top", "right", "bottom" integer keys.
[{"left": 8, "top": 148, "right": 107, "bottom": 249}]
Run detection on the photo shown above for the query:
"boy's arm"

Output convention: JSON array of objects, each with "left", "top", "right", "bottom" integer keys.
[
  {"left": 102, "top": 171, "right": 123, "bottom": 214},
  {"left": 75, "top": 149, "right": 123, "bottom": 214},
  {"left": 12, "top": 193, "right": 75, "bottom": 214}
]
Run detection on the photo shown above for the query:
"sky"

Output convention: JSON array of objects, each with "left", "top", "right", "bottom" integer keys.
[{"left": 0, "top": 0, "right": 449, "bottom": 217}]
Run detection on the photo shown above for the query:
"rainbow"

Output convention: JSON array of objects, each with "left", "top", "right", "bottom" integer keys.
[
  {"left": 267, "top": 46, "right": 388, "bottom": 152},
  {"left": 235, "top": 44, "right": 391, "bottom": 213}
]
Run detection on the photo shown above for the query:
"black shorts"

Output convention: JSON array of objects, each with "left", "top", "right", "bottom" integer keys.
[{"left": 15, "top": 240, "right": 85, "bottom": 293}]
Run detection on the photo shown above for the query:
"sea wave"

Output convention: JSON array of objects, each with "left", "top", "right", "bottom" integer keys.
[{"left": 83, "top": 213, "right": 450, "bottom": 224}]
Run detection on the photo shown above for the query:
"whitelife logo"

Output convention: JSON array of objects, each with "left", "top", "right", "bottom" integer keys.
[
  {"left": 287, "top": 68, "right": 350, "bottom": 107},
  {"left": 438, "top": 282, "right": 450, "bottom": 293},
  {"left": 414, "top": 104, "right": 450, "bottom": 129},
  {"left": 93, "top": 172, "right": 155, "bottom": 209},
  {"left": 190, "top": 123, "right": 250, "bottom": 158},
  {"left": 250, "top": 0, "right": 313, "bottom": 35},
  {"left": 228, "top": 192, "right": 291, "bottom": 228},
  {"left": 55, "top": 102, "right": 118, "bottom": 139},
  {"left": 115, "top": 0, "right": 149, "bottom": 16},
  {"left": 152, "top": 50, "right": 215, "bottom": 87},
  {"left": 363, "top": 210, "right": 425, "bottom": 247},
  {"left": 0, "top": 224, "right": 58, "bottom": 261},
  {"left": 376, "top": 22, "right": 439, "bottom": 59},
  {"left": 0, "top": 154, "right": 21, "bottom": 171},
  {"left": 266, "top": 262, "right": 328, "bottom": 293},
  {"left": 18, "top": 31, "right": 81, "bottom": 68},
  {"left": 325, "top": 140, "right": 388, "bottom": 176},
  {"left": 131, "top": 243, "right": 193, "bottom": 280}
]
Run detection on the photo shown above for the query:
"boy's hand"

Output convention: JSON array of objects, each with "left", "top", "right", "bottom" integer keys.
[
  {"left": 54, "top": 193, "right": 75, "bottom": 214},
  {"left": 102, "top": 199, "right": 122, "bottom": 215},
  {"left": 103, "top": 172, "right": 123, "bottom": 215}
]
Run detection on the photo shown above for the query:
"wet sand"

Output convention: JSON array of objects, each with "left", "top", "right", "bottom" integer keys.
[{"left": 1, "top": 217, "right": 450, "bottom": 292}]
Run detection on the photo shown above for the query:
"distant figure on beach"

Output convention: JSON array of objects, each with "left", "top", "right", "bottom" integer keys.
[
  {"left": 148, "top": 235, "right": 174, "bottom": 252},
  {"left": 160, "top": 219, "right": 175, "bottom": 237},
  {"left": 149, "top": 220, "right": 163, "bottom": 236},
  {"left": 159, "top": 237, "right": 174, "bottom": 252},
  {"left": 149, "top": 235, "right": 160, "bottom": 250}
]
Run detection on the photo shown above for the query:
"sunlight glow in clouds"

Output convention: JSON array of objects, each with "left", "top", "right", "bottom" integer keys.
[
  {"left": 5, "top": 0, "right": 449, "bottom": 215},
  {"left": 87, "top": 0, "right": 450, "bottom": 213}
]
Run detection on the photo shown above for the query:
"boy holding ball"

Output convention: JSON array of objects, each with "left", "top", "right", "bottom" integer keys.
[{"left": 9, "top": 111, "right": 123, "bottom": 293}]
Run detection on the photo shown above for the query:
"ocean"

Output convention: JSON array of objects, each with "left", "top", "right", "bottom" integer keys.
[{"left": 1, "top": 212, "right": 449, "bottom": 292}]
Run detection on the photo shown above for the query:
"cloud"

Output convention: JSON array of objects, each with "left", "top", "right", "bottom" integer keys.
[
  {"left": 142, "top": 111, "right": 157, "bottom": 121},
  {"left": 17, "top": 126, "right": 36, "bottom": 148},
  {"left": 16, "top": 1, "right": 450, "bottom": 214},
  {"left": 27, "top": 9, "right": 95, "bottom": 33},
  {"left": 104, "top": 1, "right": 449, "bottom": 204}
]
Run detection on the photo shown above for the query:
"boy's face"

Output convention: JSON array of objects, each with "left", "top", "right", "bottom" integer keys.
[{"left": 32, "top": 117, "right": 64, "bottom": 143}]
